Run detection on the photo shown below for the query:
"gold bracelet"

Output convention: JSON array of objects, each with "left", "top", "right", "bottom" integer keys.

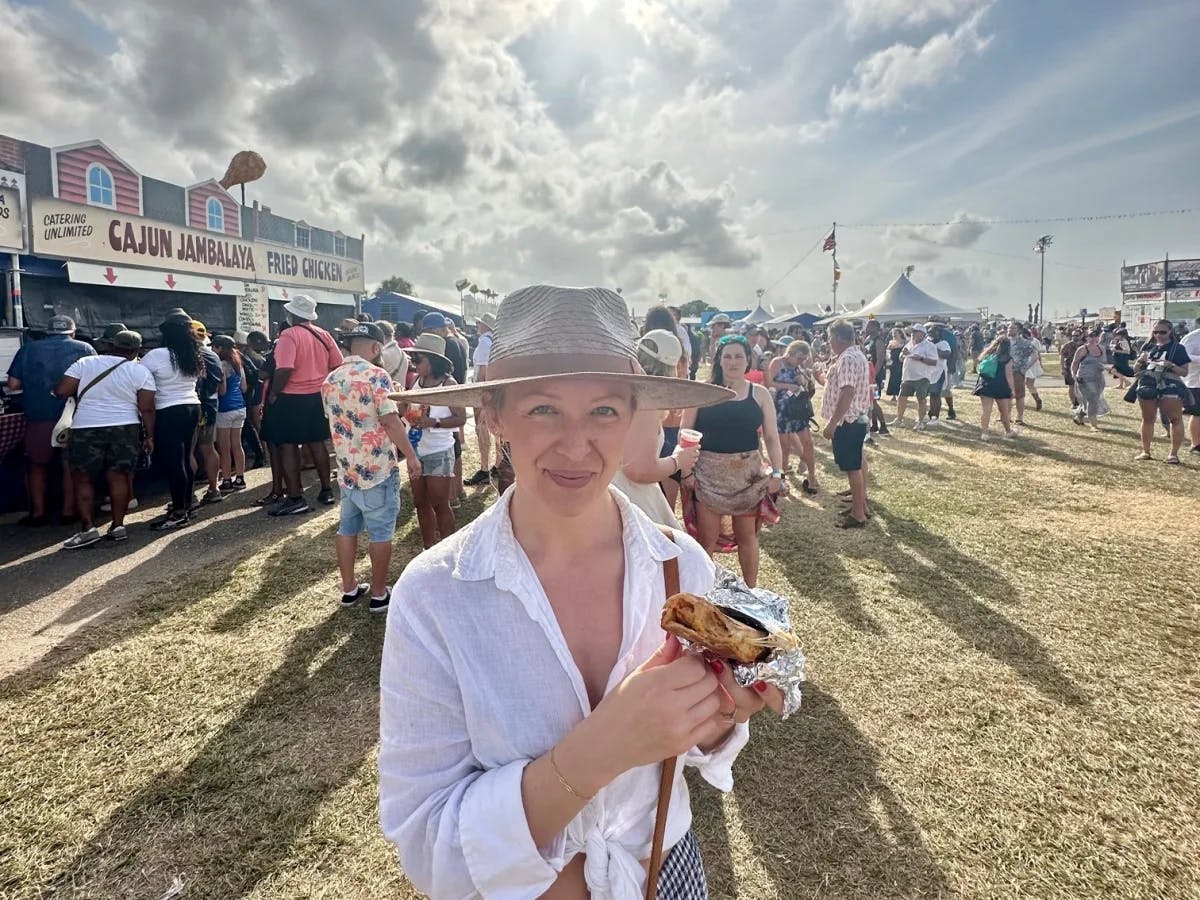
[{"left": 549, "top": 745, "right": 594, "bottom": 802}]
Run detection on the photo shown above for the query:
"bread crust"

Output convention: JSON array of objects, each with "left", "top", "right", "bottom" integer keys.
[{"left": 661, "top": 592, "right": 771, "bottom": 664}]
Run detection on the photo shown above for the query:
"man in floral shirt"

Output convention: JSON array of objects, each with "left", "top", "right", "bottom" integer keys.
[{"left": 322, "top": 323, "right": 421, "bottom": 614}]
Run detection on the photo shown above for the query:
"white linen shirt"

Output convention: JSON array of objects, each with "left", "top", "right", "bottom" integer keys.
[{"left": 379, "top": 487, "right": 749, "bottom": 900}]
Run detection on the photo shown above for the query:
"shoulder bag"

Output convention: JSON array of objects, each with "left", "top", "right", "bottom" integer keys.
[{"left": 51, "top": 359, "right": 128, "bottom": 448}]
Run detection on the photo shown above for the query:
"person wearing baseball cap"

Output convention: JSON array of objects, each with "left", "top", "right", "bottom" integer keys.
[
  {"left": 321, "top": 321, "right": 422, "bottom": 613},
  {"left": 890, "top": 323, "right": 939, "bottom": 431},
  {"left": 608, "top": 329, "right": 699, "bottom": 528},
  {"left": 5, "top": 315, "right": 96, "bottom": 525},
  {"left": 263, "top": 294, "right": 344, "bottom": 516},
  {"left": 55, "top": 330, "right": 155, "bottom": 547}
]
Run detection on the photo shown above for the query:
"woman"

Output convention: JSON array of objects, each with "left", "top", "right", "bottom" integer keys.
[
  {"left": 211, "top": 335, "right": 248, "bottom": 492},
  {"left": 142, "top": 309, "right": 203, "bottom": 529},
  {"left": 376, "top": 320, "right": 409, "bottom": 386},
  {"left": 611, "top": 330, "right": 700, "bottom": 527},
  {"left": 682, "top": 335, "right": 783, "bottom": 588},
  {"left": 1022, "top": 326, "right": 1044, "bottom": 412},
  {"left": 379, "top": 285, "right": 776, "bottom": 899},
  {"left": 1110, "top": 326, "right": 1134, "bottom": 388},
  {"left": 643, "top": 305, "right": 690, "bottom": 512},
  {"left": 885, "top": 327, "right": 905, "bottom": 399},
  {"left": 1132, "top": 319, "right": 1191, "bottom": 463},
  {"left": 767, "top": 339, "right": 821, "bottom": 494},
  {"left": 972, "top": 336, "right": 1018, "bottom": 441},
  {"left": 406, "top": 333, "right": 467, "bottom": 547},
  {"left": 1070, "top": 330, "right": 1110, "bottom": 429}
]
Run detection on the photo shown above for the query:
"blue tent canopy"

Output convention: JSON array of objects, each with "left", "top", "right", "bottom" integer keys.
[{"left": 360, "top": 291, "right": 463, "bottom": 327}]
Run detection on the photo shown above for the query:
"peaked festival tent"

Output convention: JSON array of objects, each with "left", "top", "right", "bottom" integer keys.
[
  {"left": 736, "top": 304, "right": 775, "bottom": 325},
  {"left": 819, "top": 274, "right": 982, "bottom": 324}
]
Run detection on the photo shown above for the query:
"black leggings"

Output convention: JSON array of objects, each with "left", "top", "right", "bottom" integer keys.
[{"left": 155, "top": 404, "right": 200, "bottom": 512}]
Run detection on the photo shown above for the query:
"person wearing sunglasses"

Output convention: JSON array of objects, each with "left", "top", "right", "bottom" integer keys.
[{"left": 1132, "top": 319, "right": 1190, "bottom": 463}]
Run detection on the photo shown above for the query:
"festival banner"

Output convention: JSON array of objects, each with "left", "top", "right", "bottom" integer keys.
[
  {"left": 0, "top": 183, "right": 24, "bottom": 253},
  {"left": 1120, "top": 261, "right": 1165, "bottom": 292},
  {"left": 29, "top": 198, "right": 364, "bottom": 293},
  {"left": 1165, "top": 258, "right": 1200, "bottom": 290}
]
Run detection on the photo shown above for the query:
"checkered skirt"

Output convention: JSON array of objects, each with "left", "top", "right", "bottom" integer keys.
[{"left": 655, "top": 829, "right": 707, "bottom": 899}]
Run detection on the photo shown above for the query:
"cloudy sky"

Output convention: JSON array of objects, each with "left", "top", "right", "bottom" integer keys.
[{"left": 3, "top": 0, "right": 1198, "bottom": 316}]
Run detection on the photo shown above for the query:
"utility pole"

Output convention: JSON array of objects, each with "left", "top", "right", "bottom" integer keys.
[{"left": 1034, "top": 235, "right": 1053, "bottom": 323}]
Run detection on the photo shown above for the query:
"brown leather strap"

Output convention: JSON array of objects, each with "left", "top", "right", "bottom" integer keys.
[
  {"left": 647, "top": 525, "right": 680, "bottom": 900},
  {"left": 657, "top": 526, "right": 680, "bottom": 599}
]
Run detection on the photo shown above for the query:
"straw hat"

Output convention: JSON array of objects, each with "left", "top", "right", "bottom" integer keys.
[
  {"left": 390, "top": 285, "right": 731, "bottom": 410},
  {"left": 406, "top": 332, "right": 451, "bottom": 363}
]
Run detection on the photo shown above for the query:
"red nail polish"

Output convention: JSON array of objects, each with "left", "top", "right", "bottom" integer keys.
[
  {"left": 753, "top": 681, "right": 767, "bottom": 693},
  {"left": 709, "top": 659, "right": 725, "bottom": 674}
]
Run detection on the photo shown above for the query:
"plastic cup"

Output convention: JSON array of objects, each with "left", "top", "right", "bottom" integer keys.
[{"left": 678, "top": 429, "right": 702, "bottom": 448}]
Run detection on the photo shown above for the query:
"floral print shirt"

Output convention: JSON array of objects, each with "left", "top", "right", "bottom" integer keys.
[{"left": 321, "top": 356, "right": 400, "bottom": 489}]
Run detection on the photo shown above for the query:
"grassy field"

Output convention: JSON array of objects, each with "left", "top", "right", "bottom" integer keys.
[{"left": 2, "top": 381, "right": 1198, "bottom": 899}]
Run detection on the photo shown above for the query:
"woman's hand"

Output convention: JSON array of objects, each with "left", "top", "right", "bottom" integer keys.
[
  {"left": 693, "top": 655, "right": 783, "bottom": 749},
  {"left": 767, "top": 474, "right": 782, "bottom": 494},
  {"left": 586, "top": 636, "right": 735, "bottom": 775},
  {"left": 413, "top": 415, "right": 439, "bottom": 429},
  {"left": 672, "top": 444, "right": 700, "bottom": 476}
]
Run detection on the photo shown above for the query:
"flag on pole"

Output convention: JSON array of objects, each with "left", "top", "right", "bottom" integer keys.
[{"left": 822, "top": 227, "right": 836, "bottom": 253}]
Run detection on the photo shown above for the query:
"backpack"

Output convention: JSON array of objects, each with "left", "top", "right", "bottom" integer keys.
[{"left": 977, "top": 354, "right": 999, "bottom": 378}]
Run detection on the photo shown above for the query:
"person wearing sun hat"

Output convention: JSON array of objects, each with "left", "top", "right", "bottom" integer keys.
[
  {"left": 379, "top": 285, "right": 782, "bottom": 900},
  {"left": 401, "top": 332, "right": 467, "bottom": 548},
  {"left": 262, "top": 293, "right": 344, "bottom": 515}
]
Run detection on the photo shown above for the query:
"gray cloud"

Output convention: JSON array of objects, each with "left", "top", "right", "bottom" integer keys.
[{"left": 390, "top": 131, "right": 471, "bottom": 186}]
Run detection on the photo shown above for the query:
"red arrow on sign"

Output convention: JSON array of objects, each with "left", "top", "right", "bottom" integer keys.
[
  {"left": 281, "top": 288, "right": 289, "bottom": 299},
  {"left": 165, "top": 273, "right": 177, "bottom": 289},
  {"left": 213, "top": 279, "right": 223, "bottom": 293},
  {"left": 103, "top": 267, "right": 118, "bottom": 284}
]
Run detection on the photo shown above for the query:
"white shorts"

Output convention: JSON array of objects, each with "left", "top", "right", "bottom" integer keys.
[{"left": 215, "top": 408, "right": 248, "bottom": 430}]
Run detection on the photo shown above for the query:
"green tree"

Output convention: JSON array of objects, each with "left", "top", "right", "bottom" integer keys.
[
  {"left": 680, "top": 299, "right": 717, "bottom": 318},
  {"left": 374, "top": 275, "right": 415, "bottom": 297}
]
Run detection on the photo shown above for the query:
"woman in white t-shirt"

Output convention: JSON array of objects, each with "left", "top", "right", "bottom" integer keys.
[
  {"left": 405, "top": 334, "right": 467, "bottom": 548},
  {"left": 141, "top": 310, "right": 203, "bottom": 529}
]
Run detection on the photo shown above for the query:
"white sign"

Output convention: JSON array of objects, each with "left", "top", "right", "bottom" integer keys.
[
  {"left": 66, "top": 261, "right": 245, "bottom": 296},
  {"left": 237, "top": 282, "right": 270, "bottom": 334},
  {"left": 0, "top": 182, "right": 24, "bottom": 253}
]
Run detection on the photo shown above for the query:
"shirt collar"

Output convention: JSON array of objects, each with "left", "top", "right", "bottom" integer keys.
[{"left": 452, "top": 485, "right": 683, "bottom": 589}]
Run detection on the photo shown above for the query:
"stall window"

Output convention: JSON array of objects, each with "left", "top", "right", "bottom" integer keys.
[
  {"left": 86, "top": 164, "right": 115, "bottom": 208},
  {"left": 206, "top": 197, "right": 225, "bottom": 232},
  {"left": 296, "top": 225, "right": 310, "bottom": 250},
  {"left": 334, "top": 234, "right": 347, "bottom": 257}
]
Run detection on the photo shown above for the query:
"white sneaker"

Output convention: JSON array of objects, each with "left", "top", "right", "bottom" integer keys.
[
  {"left": 1005, "top": 428, "right": 1019, "bottom": 439},
  {"left": 100, "top": 498, "right": 139, "bottom": 513},
  {"left": 887, "top": 418, "right": 905, "bottom": 428},
  {"left": 979, "top": 430, "right": 990, "bottom": 441},
  {"left": 913, "top": 420, "right": 926, "bottom": 432},
  {"left": 925, "top": 418, "right": 943, "bottom": 427}
]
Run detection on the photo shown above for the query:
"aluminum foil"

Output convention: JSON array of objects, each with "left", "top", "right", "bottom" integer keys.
[{"left": 702, "top": 567, "right": 806, "bottom": 719}]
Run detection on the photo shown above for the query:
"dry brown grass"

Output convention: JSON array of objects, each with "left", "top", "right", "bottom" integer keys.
[{"left": 1, "top": 384, "right": 1197, "bottom": 899}]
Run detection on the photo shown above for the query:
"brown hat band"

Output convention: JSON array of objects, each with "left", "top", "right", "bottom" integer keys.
[{"left": 486, "top": 352, "right": 639, "bottom": 381}]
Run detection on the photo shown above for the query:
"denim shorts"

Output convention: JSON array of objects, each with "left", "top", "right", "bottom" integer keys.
[
  {"left": 420, "top": 448, "right": 455, "bottom": 477},
  {"left": 337, "top": 471, "right": 400, "bottom": 543}
]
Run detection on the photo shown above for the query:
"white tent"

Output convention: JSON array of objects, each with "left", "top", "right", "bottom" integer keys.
[
  {"left": 736, "top": 304, "right": 775, "bottom": 325},
  {"left": 819, "top": 274, "right": 982, "bottom": 323}
]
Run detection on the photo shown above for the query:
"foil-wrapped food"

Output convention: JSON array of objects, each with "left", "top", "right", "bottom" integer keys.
[{"left": 661, "top": 568, "right": 805, "bottom": 718}]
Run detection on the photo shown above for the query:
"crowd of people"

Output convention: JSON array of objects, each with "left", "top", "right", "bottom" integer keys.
[
  {"left": 5, "top": 300, "right": 1198, "bottom": 570},
  {"left": 4, "top": 283, "right": 1199, "bottom": 898}
]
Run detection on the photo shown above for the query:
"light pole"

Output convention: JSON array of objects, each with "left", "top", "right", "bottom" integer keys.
[
  {"left": 1034, "top": 235, "right": 1053, "bottom": 323},
  {"left": 455, "top": 278, "right": 470, "bottom": 319}
]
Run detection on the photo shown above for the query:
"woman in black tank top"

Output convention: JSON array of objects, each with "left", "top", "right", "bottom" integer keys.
[{"left": 681, "top": 335, "right": 783, "bottom": 587}]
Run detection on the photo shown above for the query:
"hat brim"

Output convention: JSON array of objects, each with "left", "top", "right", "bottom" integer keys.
[
  {"left": 389, "top": 371, "right": 732, "bottom": 410},
  {"left": 283, "top": 302, "right": 318, "bottom": 321},
  {"left": 407, "top": 348, "right": 451, "bottom": 365}
]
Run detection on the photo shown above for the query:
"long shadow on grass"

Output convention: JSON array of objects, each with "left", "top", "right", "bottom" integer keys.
[
  {"left": 41, "top": 607, "right": 383, "bottom": 899},
  {"left": 869, "top": 501, "right": 1087, "bottom": 707},
  {"left": 761, "top": 509, "right": 882, "bottom": 634},
  {"left": 0, "top": 520, "right": 328, "bottom": 700},
  {"left": 695, "top": 684, "right": 951, "bottom": 899}
]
